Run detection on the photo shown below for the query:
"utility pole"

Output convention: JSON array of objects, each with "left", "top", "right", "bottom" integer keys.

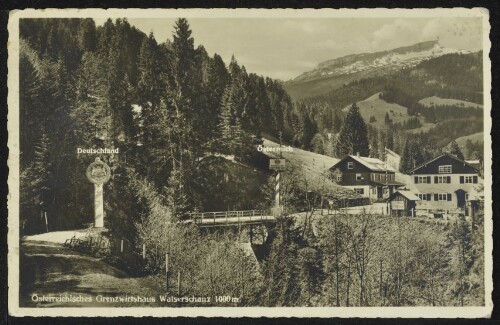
[
  {"left": 275, "top": 131, "right": 283, "bottom": 209},
  {"left": 385, "top": 148, "right": 389, "bottom": 215},
  {"left": 270, "top": 131, "right": 285, "bottom": 217}
]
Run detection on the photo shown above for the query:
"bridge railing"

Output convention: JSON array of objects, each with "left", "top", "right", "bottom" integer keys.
[{"left": 188, "top": 210, "right": 272, "bottom": 225}]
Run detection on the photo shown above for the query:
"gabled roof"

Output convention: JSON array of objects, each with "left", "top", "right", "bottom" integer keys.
[
  {"left": 409, "top": 153, "right": 478, "bottom": 174},
  {"left": 371, "top": 180, "right": 405, "bottom": 186},
  {"left": 385, "top": 148, "right": 400, "bottom": 158},
  {"left": 349, "top": 155, "right": 397, "bottom": 172},
  {"left": 465, "top": 159, "right": 480, "bottom": 164},
  {"left": 389, "top": 190, "right": 421, "bottom": 201}
]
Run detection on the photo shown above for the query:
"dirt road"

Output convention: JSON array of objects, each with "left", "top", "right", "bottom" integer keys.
[{"left": 20, "top": 240, "right": 165, "bottom": 307}]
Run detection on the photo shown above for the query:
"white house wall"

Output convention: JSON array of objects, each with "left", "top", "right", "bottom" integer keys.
[{"left": 412, "top": 174, "right": 482, "bottom": 209}]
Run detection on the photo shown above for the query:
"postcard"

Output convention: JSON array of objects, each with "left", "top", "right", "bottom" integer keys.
[{"left": 7, "top": 8, "right": 492, "bottom": 317}]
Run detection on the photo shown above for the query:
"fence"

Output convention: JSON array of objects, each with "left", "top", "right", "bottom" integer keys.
[
  {"left": 64, "top": 229, "right": 183, "bottom": 294},
  {"left": 414, "top": 208, "right": 465, "bottom": 220},
  {"left": 189, "top": 210, "right": 273, "bottom": 225}
]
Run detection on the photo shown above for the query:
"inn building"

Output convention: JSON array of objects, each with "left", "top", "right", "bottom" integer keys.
[
  {"left": 409, "top": 153, "right": 480, "bottom": 210},
  {"left": 330, "top": 154, "right": 404, "bottom": 200}
]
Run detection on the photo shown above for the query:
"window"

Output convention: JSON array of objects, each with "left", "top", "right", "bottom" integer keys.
[
  {"left": 415, "top": 176, "right": 430, "bottom": 184},
  {"left": 435, "top": 193, "right": 452, "bottom": 201},
  {"left": 460, "top": 175, "right": 478, "bottom": 184},
  {"left": 347, "top": 162, "right": 354, "bottom": 169},
  {"left": 438, "top": 165, "right": 452, "bottom": 174},
  {"left": 418, "top": 193, "right": 431, "bottom": 201},
  {"left": 355, "top": 188, "right": 364, "bottom": 195},
  {"left": 435, "top": 176, "right": 451, "bottom": 184},
  {"left": 356, "top": 174, "right": 363, "bottom": 181},
  {"left": 336, "top": 175, "right": 342, "bottom": 182}
]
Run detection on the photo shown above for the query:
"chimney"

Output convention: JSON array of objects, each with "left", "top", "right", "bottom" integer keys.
[{"left": 356, "top": 152, "right": 360, "bottom": 157}]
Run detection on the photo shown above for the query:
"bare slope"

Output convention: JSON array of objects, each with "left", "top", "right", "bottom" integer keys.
[
  {"left": 261, "top": 139, "right": 358, "bottom": 198},
  {"left": 342, "top": 92, "right": 414, "bottom": 128},
  {"left": 262, "top": 138, "right": 339, "bottom": 174},
  {"left": 418, "top": 96, "right": 483, "bottom": 109},
  {"left": 406, "top": 123, "right": 437, "bottom": 134},
  {"left": 455, "top": 132, "right": 484, "bottom": 154}
]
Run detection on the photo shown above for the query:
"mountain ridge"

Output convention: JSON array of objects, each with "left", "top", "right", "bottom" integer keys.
[{"left": 285, "top": 40, "right": 472, "bottom": 100}]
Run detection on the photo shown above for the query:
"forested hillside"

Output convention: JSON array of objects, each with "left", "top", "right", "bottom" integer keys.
[
  {"left": 19, "top": 18, "right": 298, "bottom": 233},
  {"left": 285, "top": 51, "right": 484, "bottom": 167}
]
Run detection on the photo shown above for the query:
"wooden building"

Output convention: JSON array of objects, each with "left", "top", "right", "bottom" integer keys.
[
  {"left": 388, "top": 190, "right": 420, "bottom": 217},
  {"left": 330, "top": 154, "right": 404, "bottom": 200}
]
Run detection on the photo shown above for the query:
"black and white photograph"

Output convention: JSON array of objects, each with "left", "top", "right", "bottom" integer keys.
[{"left": 7, "top": 8, "right": 492, "bottom": 317}]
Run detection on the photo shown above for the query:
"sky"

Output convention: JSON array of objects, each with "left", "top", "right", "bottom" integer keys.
[{"left": 94, "top": 17, "right": 483, "bottom": 81}]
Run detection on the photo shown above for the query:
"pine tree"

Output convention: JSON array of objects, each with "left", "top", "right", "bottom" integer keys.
[
  {"left": 165, "top": 166, "right": 191, "bottom": 221},
  {"left": 445, "top": 140, "right": 465, "bottom": 161},
  {"left": 219, "top": 85, "right": 235, "bottom": 154},
  {"left": 77, "top": 19, "right": 97, "bottom": 52},
  {"left": 310, "top": 133, "right": 325, "bottom": 154},
  {"left": 333, "top": 113, "right": 342, "bottom": 134},
  {"left": 385, "top": 128, "right": 394, "bottom": 151},
  {"left": 302, "top": 112, "right": 317, "bottom": 150},
  {"left": 20, "top": 132, "right": 53, "bottom": 232},
  {"left": 137, "top": 32, "right": 166, "bottom": 149},
  {"left": 400, "top": 138, "right": 425, "bottom": 174},
  {"left": 19, "top": 42, "right": 42, "bottom": 168},
  {"left": 170, "top": 18, "right": 203, "bottom": 157},
  {"left": 384, "top": 112, "right": 391, "bottom": 125},
  {"left": 400, "top": 139, "right": 412, "bottom": 174},
  {"left": 335, "top": 103, "right": 370, "bottom": 158},
  {"left": 262, "top": 217, "right": 301, "bottom": 306},
  {"left": 232, "top": 117, "right": 245, "bottom": 157},
  {"left": 201, "top": 52, "right": 229, "bottom": 146}
]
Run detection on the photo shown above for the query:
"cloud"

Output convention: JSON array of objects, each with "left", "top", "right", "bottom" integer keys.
[
  {"left": 371, "top": 18, "right": 482, "bottom": 52},
  {"left": 421, "top": 18, "right": 482, "bottom": 50},
  {"left": 421, "top": 19, "right": 444, "bottom": 40},
  {"left": 371, "top": 19, "right": 421, "bottom": 50},
  {"left": 282, "top": 19, "right": 328, "bottom": 35}
]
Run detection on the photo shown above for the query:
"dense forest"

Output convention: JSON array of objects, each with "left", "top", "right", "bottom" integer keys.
[
  {"left": 19, "top": 18, "right": 301, "bottom": 233},
  {"left": 18, "top": 18, "right": 484, "bottom": 307}
]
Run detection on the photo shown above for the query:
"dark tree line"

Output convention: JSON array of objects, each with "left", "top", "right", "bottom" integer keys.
[
  {"left": 380, "top": 89, "right": 482, "bottom": 123},
  {"left": 19, "top": 18, "right": 295, "bottom": 233}
]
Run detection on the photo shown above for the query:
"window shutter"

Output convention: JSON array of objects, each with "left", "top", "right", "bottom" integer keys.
[
  {"left": 434, "top": 176, "right": 438, "bottom": 183},
  {"left": 427, "top": 176, "right": 431, "bottom": 183},
  {"left": 434, "top": 194, "right": 438, "bottom": 201},
  {"left": 473, "top": 176, "right": 478, "bottom": 184},
  {"left": 447, "top": 193, "right": 452, "bottom": 201},
  {"left": 447, "top": 176, "right": 451, "bottom": 183},
  {"left": 414, "top": 176, "right": 418, "bottom": 184},
  {"left": 460, "top": 176, "right": 464, "bottom": 184}
]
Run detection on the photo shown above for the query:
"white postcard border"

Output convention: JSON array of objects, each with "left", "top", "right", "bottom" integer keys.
[{"left": 7, "top": 7, "right": 493, "bottom": 318}]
